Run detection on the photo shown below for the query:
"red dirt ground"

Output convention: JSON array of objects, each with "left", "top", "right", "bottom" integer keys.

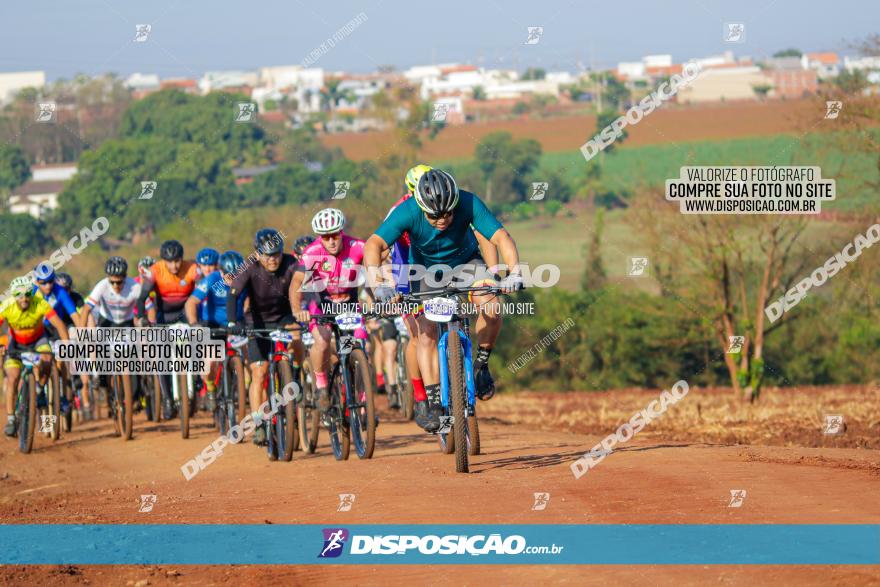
[
  {"left": 320, "top": 99, "right": 824, "bottom": 162},
  {"left": 1, "top": 385, "right": 878, "bottom": 585}
]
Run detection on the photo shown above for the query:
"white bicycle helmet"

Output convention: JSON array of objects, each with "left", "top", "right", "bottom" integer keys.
[{"left": 312, "top": 208, "right": 346, "bottom": 235}]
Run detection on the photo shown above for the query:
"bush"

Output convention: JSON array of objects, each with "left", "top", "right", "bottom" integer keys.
[{"left": 544, "top": 200, "right": 563, "bottom": 217}]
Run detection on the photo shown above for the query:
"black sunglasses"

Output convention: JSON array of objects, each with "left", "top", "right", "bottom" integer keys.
[
  {"left": 426, "top": 211, "right": 452, "bottom": 221},
  {"left": 109, "top": 279, "right": 125, "bottom": 286}
]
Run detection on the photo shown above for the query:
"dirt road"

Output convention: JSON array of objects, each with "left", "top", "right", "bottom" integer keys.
[{"left": 1, "top": 393, "right": 878, "bottom": 585}]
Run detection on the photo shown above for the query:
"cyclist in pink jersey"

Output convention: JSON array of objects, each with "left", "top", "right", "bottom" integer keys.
[{"left": 289, "top": 208, "right": 368, "bottom": 411}]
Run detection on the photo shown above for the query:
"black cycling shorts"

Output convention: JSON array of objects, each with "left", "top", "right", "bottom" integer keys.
[{"left": 378, "top": 319, "right": 397, "bottom": 341}]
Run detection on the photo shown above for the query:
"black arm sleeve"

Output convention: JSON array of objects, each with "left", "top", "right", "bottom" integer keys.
[{"left": 137, "top": 281, "right": 154, "bottom": 318}]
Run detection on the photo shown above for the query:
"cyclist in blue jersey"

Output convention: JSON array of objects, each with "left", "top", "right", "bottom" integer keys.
[
  {"left": 33, "top": 263, "right": 82, "bottom": 332},
  {"left": 195, "top": 247, "right": 220, "bottom": 281},
  {"left": 364, "top": 169, "right": 524, "bottom": 432},
  {"left": 185, "top": 251, "right": 246, "bottom": 410},
  {"left": 33, "top": 262, "right": 83, "bottom": 419}
]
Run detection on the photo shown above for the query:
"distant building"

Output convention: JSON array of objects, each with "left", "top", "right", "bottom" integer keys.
[
  {"left": 160, "top": 78, "right": 199, "bottom": 93},
  {"left": 617, "top": 61, "right": 646, "bottom": 80},
  {"left": 125, "top": 72, "right": 160, "bottom": 99},
  {"left": 125, "top": 72, "right": 160, "bottom": 91},
  {"left": 676, "top": 65, "right": 772, "bottom": 103},
  {"left": 8, "top": 163, "right": 77, "bottom": 219},
  {"left": 232, "top": 164, "right": 277, "bottom": 186},
  {"left": 199, "top": 70, "right": 259, "bottom": 93},
  {"left": 0, "top": 70, "right": 45, "bottom": 104},
  {"left": 843, "top": 55, "right": 880, "bottom": 72},
  {"left": 643, "top": 54, "right": 673, "bottom": 68},
  {"left": 762, "top": 56, "right": 805, "bottom": 71},
  {"left": 802, "top": 52, "right": 840, "bottom": 78},
  {"left": 255, "top": 65, "right": 323, "bottom": 113},
  {"left": 767, "top": 69, "right": 817, "bottom": 98}
]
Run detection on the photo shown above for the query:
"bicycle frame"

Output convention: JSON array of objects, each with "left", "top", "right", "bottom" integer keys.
[
  {"left": 245, "top": 326, "right": 297, "bottom": 461},
  {"left": 437, "top": 319, "right": 477, "bottom": 417}
]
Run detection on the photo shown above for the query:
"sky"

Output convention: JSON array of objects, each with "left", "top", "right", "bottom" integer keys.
[{"left": 1, "top": 0, "right": 877, "bottom": 81}]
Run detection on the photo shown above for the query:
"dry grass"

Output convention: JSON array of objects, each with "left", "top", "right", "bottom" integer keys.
[{"left": 482, "top": 385, "right": 880, "bottom": 449}]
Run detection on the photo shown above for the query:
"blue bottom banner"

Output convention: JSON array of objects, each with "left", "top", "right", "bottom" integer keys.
[{"left": 1, "top": 524, "right": 877, "bottom": 564}]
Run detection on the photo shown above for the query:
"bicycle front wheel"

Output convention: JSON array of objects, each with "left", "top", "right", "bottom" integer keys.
[
  {"left": 447, "top": 330, "right": 469, "bottom": 473},
  {"left": 178, "top": 373, "right": 190, "bottom": 439},
  {"left": 347, "top": 348, "right": 375, "bottom": 459},
  {"left": 397, "top": 341, "right": 414, "bottom": 420},
  {"left": 48, "top": 365, "right": 61, "bottom": 441},
  {"left": 277, "top": 360, "right": 297, "bottom": 461},
  {"left": 19, "top": 374, "right": 37, "bottom": 454},
  {"left": 329, "top": 365, "right": 350, "bottom": 461},
  {"left": 115, "top": 374, "right": 134, "bottom": 440},
  {"left": 298, "top": 359, "right": 319, "bottom": 454},
  {"left": 62, "top": 375, "right": 74, "bottom": 434}
]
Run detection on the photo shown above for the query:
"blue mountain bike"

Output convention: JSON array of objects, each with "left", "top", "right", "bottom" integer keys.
[{"left": 401, "top": 285, "right": 506, "bottom": 473}]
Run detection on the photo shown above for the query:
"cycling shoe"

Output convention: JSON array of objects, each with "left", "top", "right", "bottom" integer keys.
[{"left": 475, "top": 363, "right": 495, "bottom": 400}]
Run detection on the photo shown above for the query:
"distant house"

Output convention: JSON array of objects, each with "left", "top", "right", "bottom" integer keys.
[
  {"left": 762, "top": 56, "right": 804, "bottom": 71},
  {"left": 8, "top": 163, "right": 77, "bottom": 219},
  {"left": 160, "top": 78, "right": 199, "bottom": 93},
  {"left": 802, "top": 52, "right": 840, "bottom": 79},
  {"left": 762, "top": 56, "right": 817, "bottom": 98},
  {"left": 199, "top": 70, "right": 259, "bottom": 94},
  {"left": 232, "top": 164, "right": 277, "bottom": 186},
  {"left": 767, "top": 69, "right": 817, "bottom": 98},
  {"left": 125, "top": 72, "right": 160, "bottom": 99}
]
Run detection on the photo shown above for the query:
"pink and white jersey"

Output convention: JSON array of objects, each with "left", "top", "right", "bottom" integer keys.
[{"left": 297, "top": 233, "right": 365, "bottom": 300}]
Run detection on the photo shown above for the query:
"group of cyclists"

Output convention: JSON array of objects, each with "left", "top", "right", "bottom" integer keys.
[{"left": 1, "top": 165, "right": 524, "bottom": 450}]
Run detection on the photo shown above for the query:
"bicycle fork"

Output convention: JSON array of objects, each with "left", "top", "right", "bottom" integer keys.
[{"left": 437, "top": 324, "right": 476, "bottom": 414}]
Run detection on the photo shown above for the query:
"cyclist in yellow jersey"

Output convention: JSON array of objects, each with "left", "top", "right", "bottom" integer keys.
[{"left": 1, "top": 277, "right": 70, "bottom": 437}]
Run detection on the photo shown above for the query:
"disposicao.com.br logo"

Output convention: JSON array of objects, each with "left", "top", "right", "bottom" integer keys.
[{"left": 318, "top": 528, "right": 563, "bottom": 558}]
